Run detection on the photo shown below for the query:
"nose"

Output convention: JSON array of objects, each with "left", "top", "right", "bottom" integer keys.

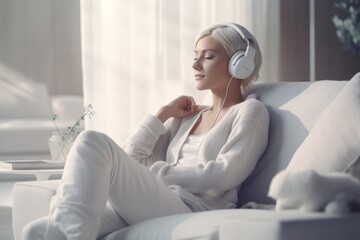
[{"left": 192, "top": 59, "right": 202, "bottom": 70}]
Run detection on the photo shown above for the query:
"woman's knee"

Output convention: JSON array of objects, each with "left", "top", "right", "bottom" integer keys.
[
  {"left": 70, "top": 130, "right": 120, "bottom": 165},
  {"left": 77, "top": 130, "right": 106, "bottom": 143},
  {"left": 21, "top": 217, "right": 48, "bottom": 240},
  {"left": 75, "top": 130, "right": 113, "bottom": 152}
]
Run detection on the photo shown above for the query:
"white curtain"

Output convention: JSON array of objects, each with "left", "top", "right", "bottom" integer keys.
[{"left": 80, "top": 0, "right": 280, "bottom": 145}]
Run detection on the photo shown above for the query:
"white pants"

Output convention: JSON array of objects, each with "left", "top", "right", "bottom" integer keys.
[{"left": 22, "top": 130, "right": 191, "bottom": 240}]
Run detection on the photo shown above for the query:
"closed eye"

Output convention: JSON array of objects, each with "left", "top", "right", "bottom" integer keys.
[{"left": 193, "top": 55, "right": 215, "bottom": 61}]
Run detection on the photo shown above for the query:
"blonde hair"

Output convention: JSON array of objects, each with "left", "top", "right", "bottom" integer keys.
[{"left": 195, "top": 23, "right": 262, "bottom": 89}]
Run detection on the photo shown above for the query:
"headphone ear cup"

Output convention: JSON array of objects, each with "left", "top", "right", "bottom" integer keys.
[{"left": 228, "top": 50, "right": 255, "bottom": 79}]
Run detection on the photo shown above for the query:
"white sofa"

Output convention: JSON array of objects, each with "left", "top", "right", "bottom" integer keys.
[
  {"left": 12, "top": 74, "right": 360, "bottom": 240},
  {"left": 0, "top": 79, "right": 84, "bottom": 162}
]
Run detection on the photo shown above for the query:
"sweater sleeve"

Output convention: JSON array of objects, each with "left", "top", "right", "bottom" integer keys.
[
  {"left": 123, "top": 114, "right": 179, "bottom": 167},
  {"left": 150, "top": 100, "right": 270, "bottom": 194}
]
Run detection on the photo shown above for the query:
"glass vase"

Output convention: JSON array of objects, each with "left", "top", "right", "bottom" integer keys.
[{"left": 48, "top": 131, "right": 75, "bottom": 162}]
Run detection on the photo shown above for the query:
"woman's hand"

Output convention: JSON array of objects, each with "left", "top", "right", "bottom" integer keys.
[{"left": 156, "top": 96, "right": 199, "bottom": 123}]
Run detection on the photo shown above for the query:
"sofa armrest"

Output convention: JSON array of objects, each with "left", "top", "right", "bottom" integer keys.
[
  {"left": 219, "top": 212, "right": 360, "bottom": 240},
  {"left": 12, "top": 180, "right": 60, "bottom": 240}
]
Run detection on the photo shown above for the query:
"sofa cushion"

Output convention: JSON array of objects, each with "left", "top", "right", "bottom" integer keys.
[
  {"left": 0, "top": 78, "right": 51, "bottom": 119},
  {"left": 101, "top": 208, "right": 359, "bottom": 240},
  {"left": 12, "top": 180, "right": 360, "bottom": 240},
  {"left": 237, "top": 80, "right": 347, "bottom": 206},
  {"left": 286, "top": 72, "right": 360, "bottom": 175},
  {"left": 101, "top": 210, "right": 230, "bottom": 240}
]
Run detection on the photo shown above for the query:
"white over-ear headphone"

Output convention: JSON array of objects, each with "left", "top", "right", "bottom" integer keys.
[{"left": 224, "top": 23, "right": 256, "bottom": 79}]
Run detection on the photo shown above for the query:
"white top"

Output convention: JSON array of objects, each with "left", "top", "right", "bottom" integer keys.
[
  {"left": 124, "top": 98, "right": 270, "bottom": 211},
  {"left": 177, "top": 134, "right": 204, "bottom": 166}
]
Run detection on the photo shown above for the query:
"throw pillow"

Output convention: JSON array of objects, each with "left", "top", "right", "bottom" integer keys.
[
  {"left": 268, "top": 169, "right": 360, "bottom": 212},
  {"left": 286, "top": 72, "right": 360, "bottom": 175}
]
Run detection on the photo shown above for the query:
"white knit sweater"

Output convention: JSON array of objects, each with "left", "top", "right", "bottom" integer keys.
[{"left": 124, "top": 98, "right": 269, "bottom": 212}]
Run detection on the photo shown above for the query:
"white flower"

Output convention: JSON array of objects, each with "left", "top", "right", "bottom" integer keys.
[{"left": 50, "top": 104, "right": 95, "bottom": 161}]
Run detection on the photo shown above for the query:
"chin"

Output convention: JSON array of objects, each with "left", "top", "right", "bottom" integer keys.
[
  {"left": 196, "top": 86, "right": 208, "bottom": 91},
  {"left": 195, "top": 83, "right": 208, "bottom": 91}
]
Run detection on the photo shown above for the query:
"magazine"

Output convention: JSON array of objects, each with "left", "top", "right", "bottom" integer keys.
[{"left": 0, "top": 160, "right": 65, "bottom": 170}]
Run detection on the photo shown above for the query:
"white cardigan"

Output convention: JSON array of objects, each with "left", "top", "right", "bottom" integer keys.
[{"left": 124, "top": 98, "right": 269, "bottom": 211}]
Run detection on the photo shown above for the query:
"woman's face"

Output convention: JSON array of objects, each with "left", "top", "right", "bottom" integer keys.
[{"left": 192, "top": 35, "right": 231, "bottom": 91}]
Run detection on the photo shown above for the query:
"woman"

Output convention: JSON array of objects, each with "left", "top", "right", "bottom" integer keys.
[{"left": 24, "top": 23, "right": 269, "bottom": 240}]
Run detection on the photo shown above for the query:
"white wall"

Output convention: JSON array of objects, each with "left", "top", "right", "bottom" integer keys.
[{"left": 0, "top": 0, "right": 82, "bottom": 95}]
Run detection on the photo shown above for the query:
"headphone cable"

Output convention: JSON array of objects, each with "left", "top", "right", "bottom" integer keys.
[{"left": 192, "top": 76, "right": 234, "bottom": 162}]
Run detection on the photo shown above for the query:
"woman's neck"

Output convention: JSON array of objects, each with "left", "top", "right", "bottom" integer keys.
[{"left": 210, "top": 83, "right": 244, "bottom": 112}]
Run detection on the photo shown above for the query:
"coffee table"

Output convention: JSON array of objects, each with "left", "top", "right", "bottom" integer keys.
[{"left": 0, "top": 167, "right": 63, "bottom": 181}]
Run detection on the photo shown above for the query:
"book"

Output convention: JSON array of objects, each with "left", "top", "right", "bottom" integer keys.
[{"left": 0, "top": 160, "right": 65, "bottom": 170}]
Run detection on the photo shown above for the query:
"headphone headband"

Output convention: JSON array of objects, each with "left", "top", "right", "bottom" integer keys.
[{"left": 223, "top": 22, "right": 255, "bottom": 42}]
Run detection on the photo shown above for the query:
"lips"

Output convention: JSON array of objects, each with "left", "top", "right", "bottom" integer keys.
[{"left": 194, "top": 73, "right": 205, "bottom": 79}]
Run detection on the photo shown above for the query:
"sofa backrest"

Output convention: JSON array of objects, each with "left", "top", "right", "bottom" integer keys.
[
  {"left": 237, "top": 80, "right": 347, "bottom": 206},
  {"left": 0, "top": 78, "right": 51, "bottom": 119}
]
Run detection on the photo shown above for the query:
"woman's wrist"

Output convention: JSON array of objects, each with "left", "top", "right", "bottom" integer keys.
[{"left": 155, "top": 106, "right": 172, "bottom": 123}]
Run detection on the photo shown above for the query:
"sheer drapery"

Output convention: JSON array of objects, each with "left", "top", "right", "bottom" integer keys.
[{"left": 80, "top": 0, "right": 279, "bottom": 144}]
